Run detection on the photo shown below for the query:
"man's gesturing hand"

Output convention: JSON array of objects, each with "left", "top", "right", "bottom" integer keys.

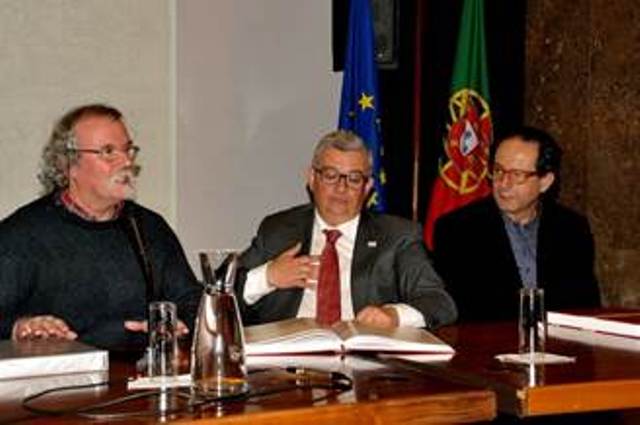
[{"left": 266, "top": 242, "right": 319, "bottom": 289}]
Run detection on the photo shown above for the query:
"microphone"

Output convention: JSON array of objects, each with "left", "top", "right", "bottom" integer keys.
[{"left": 121, "top": 210, "right": 158, "bottom": 303}]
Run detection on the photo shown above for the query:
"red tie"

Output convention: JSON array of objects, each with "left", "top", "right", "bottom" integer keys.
[{"left": 316, "top": 229, "right": 341, "bottom": 326}]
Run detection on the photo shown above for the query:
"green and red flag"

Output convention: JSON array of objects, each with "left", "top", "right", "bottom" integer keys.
[{"left": 424, "top": 0, "right": 493, "bottom": 249}]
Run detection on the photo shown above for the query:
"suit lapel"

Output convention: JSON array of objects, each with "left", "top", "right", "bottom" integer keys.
[
  {"left": 351, "top": 212, "right": 378, "bottom": 314},
  {"left": 288, "top": 206, "right": 315, "bottom": 313},
  {"left": 299, "top": 206, "right": 315, "bottom": 255}
]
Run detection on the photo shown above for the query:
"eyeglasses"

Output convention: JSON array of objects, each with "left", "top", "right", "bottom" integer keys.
[
  {"left": 491, "top": 164, "right": 539, "bottom": 185},
  {"left": 68, "top": 143, "right": 140, "bottom": 163},
  {"left": 313, "top": 166, "right": 369, "bottom": 189}
]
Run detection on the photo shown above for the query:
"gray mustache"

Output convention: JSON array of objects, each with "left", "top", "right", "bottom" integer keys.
[
  {"left": 113, "top": 165, "right": 141, "bottom": 185},
  {"left": 118, "top": 165, "right": 141, "bottom": 178}
]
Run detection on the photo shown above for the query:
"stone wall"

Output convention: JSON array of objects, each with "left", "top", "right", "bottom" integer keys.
[{"left": 525, "top": 0, "right": 640, "bottom": 306}]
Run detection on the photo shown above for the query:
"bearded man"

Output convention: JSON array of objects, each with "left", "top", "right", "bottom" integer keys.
[{"left": 0, "top": 104, "right": 200, "bottom": 350}]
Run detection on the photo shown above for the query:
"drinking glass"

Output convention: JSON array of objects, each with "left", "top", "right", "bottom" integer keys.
[
  {"left": 147, "top": 301, "right": 178, "bottom": 377},
  {"left": 518, "top": 288, "right": 547, "bottom": 354}
]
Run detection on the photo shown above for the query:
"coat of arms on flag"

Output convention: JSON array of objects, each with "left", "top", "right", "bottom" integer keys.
[{"left": 440, "top": 88, "right": 492, "bottom": 195}]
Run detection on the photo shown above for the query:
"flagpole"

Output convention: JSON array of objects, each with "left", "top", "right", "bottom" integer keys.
[{"left": 411, "top": 0, "right": 425, "bottom": 222}]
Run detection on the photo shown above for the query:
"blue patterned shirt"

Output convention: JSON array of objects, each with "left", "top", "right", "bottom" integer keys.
[{"left": 502, "top": 213, "right": 540, "bottom": 288}]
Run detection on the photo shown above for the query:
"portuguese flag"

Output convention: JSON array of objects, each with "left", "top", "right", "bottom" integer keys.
[{"left": 424, "top": 0, "right": 493, "bottom": 250}]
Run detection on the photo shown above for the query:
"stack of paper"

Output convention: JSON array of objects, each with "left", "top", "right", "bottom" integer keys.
[
  {"left": 0, "top": 339, "right": 109, "bottom": 380},
  {"left": 547, "top": 311, "right": 640, "bottom": 352},
  {"left": 0, "top": 371, "right": 108, "bottom": 401}
]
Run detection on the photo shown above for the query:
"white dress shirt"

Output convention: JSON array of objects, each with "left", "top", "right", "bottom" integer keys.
[{"left": 243, "top": 211, "right": 425, "bottom": 326}]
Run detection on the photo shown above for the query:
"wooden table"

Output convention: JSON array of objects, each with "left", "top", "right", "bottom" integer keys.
[
  {"left": 0, "top": 351, "right": 495, "bottom": 424},
  {"left": 6, "top": 312, "right": 640, "bottom": 423},
  {"left": 380, "top": 317, "right": 640, "bottom": 419}
]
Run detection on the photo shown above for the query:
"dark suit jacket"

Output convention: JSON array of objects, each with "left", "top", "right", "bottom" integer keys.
[
  {"left": 433, "top": 197, "right": 601, "bottom": 322},
  {"left": 237, "top": 204, "right": 457, "bottom": 328}
]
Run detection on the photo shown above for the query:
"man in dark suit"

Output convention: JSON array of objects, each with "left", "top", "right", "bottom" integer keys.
[
  {"left": 433, "top": 126, "right": 600, "bottom": 322},
  {"left": 237, "top": 130, "right": 456, "bottom": 329}
]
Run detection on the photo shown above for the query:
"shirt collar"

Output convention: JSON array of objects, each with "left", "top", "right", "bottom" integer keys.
[
  {"left": 59, "top": 189, "right": 124, "bottom": 222},
  {"left": 501, "top": 209, "right": 540, "bottom": 232},
  {"left": 314, "top": 211, "right": 360, "bottom": 242}
]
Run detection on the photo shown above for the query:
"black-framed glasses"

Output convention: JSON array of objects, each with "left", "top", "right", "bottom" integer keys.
[
  {"left": 490, "top": 164, "right": 538, "bottom": 185},
  {"left": 313, "top": 166, "right": 369, "bottom": 189},
  {"left": 68, "top": 143, "right": 140, "bottom": 163}
]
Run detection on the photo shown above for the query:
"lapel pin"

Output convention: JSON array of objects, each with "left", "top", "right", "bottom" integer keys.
[{"left": 367, "top": 240, "right": 377, "bottom": 248}]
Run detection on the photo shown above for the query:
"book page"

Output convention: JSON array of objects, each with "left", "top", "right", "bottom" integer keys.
[
  {"left": 379, "top": 352, "right": 455, "bottom": 363},
  {"left": 245, "top": 318, "right": 342, "bottom": 355},
  {"left": 331, "top": 321, "right": 454, "bottom": 353}
]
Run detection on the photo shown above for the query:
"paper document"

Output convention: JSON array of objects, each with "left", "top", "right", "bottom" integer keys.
[
  {"left": 0, "top": 371, "right": 108, "bottom": 401},
  {"left": 548, "top": 311, "right": 640, "bottom": 338},
  {"left": 0, "top": 339, "right": 108, "bottom": 380},
  {"left": 548, "top": 311, "right": 640, "bottom": 351}
]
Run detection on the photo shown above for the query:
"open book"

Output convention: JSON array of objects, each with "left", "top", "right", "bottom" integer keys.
[
  {"left": 244, "top": 318, "right": 454, "bottom": 357},
  {"left": 547, "top": 311, "right": 640, "bottom": 352}
]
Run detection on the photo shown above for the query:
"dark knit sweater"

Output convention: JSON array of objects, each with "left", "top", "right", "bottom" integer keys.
[{"left": 0, "top": 194, "right": 201, "bottom": 350}]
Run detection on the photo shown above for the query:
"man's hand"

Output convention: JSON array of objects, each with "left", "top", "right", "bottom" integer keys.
[
  {"left": 124, "top": 319, "right": 190, "bottom": 336},
  {"left": 266, "top": 243, "right": 318, "bottom": 289},
  {"left": 12, "top": 315, "right": 78, "bottom": 341},
  {"left": 355, "top": 306, "right": 399, "bottom": 329}
]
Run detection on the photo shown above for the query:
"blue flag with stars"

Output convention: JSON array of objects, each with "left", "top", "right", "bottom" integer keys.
[{"left": 338, "top": 0, "right": 386, "bottom": 212}]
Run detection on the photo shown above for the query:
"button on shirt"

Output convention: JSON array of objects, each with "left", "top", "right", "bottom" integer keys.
[
  {"left": 243, "top": 211, "right": 425, "bottom": 326},
  {"left": 502, "top": 214, "right": 540, "bottom": 288}
]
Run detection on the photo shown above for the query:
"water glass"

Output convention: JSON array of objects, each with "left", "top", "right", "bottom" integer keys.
[
  {"left": 518, "top": 288, "right": 547, "bottom": 354},
  {"left": 147, "top": 301, "right": 178, "bottom": 377}
]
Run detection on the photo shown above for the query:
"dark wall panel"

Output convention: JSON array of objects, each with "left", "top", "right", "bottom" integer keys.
[{"left": 525, "top": 0, "right": 640, "bottom": 306}]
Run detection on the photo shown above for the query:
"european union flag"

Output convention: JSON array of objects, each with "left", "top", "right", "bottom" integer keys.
[{"left": 338, "top": 0, "right": 386, "bottom": 212}]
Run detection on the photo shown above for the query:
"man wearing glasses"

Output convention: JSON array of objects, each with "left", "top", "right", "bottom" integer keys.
[
  {"left": 237, "top": 130, "right": 457, "bottom": 329},
  {"left": 0, "top": 104, "right": 200, "bottom": 349},
  {"left": 433, "top": 126, "right": 601, "bottom": 322}
]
